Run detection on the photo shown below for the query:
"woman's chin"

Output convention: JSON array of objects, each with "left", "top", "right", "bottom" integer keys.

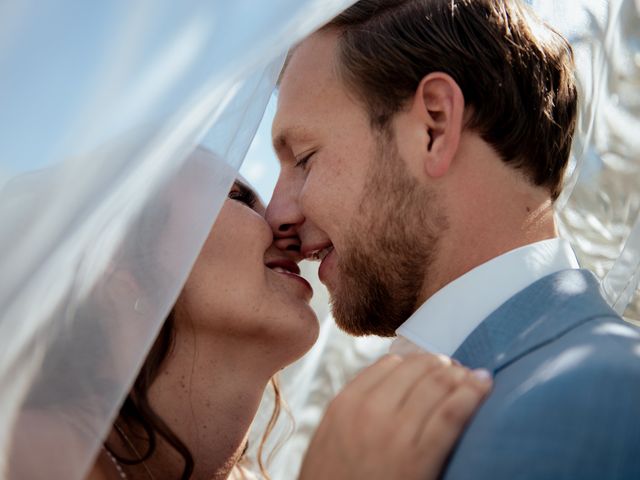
[{"left": 261, "top": 312, "right": 320, "bottom": 368}]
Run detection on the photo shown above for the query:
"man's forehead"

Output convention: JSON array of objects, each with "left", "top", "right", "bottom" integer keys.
[
  {"left": 285, "top": 31, "right": 339, "bottom": 77},
  {"left": 272, "top": 32, "right": 341, "bottom": 150},
  {"left": 272, "top": 88, "right": 318, "bottom": 151}
]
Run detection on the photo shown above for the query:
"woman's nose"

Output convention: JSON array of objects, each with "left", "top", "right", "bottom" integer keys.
[{"left": 274, "top": 235, "right": 303, "bottom": 262}]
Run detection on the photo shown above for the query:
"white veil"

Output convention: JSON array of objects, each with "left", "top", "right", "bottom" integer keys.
[{"left": 0, "top": 1, "right": 355, "bottom": 479}]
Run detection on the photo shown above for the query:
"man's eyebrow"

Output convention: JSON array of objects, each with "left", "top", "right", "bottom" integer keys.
[{"left": 272, "top": 126, "right": 314, "bottom": 153}]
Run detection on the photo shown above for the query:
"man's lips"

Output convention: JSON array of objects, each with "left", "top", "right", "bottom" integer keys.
[
  {"left": 317, "top": 247, "right": 336, "bottom": 285},
  {"left": 302, "top": 242, "right": 336, "bottom": 285},
  {"left": 303, "top": 243, "right": 334, "bottom": 262}
]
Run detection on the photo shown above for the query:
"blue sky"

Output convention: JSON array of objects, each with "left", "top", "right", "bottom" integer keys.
[{"left": 239, "top": 94, "right": 280, "bottom": 203}]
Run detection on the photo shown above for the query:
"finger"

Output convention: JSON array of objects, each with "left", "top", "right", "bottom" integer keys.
[
  {"left": 340, "top": 354, "right": 403, "bottom": 396},
  {"left": 399, "top": 363, "right": 470, "bottom": 428},
  {"left": 417, "top": 370, "right": 492, "bottom": 461},
  {"left": 366, "top": 353, "right": 452, "bottom": 411}
]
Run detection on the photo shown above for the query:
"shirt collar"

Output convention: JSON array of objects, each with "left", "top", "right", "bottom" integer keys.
[{"left": 394, "top": 238, "right": 580, "bottom": 356}]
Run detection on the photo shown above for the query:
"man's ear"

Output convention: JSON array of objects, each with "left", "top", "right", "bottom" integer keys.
[{"left": 411, "top": 73, "right": 465, "bottom": 178}]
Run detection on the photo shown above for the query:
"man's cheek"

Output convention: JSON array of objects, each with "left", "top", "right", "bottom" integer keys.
[{"left": 299, "top": 181, "right": 318, "bottom": 216}]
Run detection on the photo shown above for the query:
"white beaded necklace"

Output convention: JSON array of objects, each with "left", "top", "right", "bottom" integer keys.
[
  {"left": 104, "top": 448, "right": 128, "bottom": 480},
  {"left": 104, "top": 422, "right": 157, "bottom": 480}
]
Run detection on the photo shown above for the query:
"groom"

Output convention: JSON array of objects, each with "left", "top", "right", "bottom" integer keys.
[{"left": 267, "top": 0, "right": 640, "bottom": 478}]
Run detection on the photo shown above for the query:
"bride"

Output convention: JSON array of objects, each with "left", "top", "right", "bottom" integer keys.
[{"left": 76, "top": 174, "right": 491, "bottom": 480}]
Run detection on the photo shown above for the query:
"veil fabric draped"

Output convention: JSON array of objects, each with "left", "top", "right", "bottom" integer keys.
[
  {"left": 0, "top": 1, "right": 639, "bottom": 479},
  {"left": 0, "top": 1, "right": 355, "bottom": 478}
]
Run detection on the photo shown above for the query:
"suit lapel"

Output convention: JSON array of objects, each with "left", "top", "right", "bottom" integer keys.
[{"left": 452, "top": 269, "right": 619, "bottom": 372}]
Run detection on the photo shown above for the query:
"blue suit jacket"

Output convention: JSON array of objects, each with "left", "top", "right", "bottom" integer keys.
[{"left": 443, "top": 269, "right": 640, "bottom": 479}]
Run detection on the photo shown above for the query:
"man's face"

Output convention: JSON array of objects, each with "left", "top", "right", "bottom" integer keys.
[{"left": 268, "top": 32, "right": 446, "bottom": 336}]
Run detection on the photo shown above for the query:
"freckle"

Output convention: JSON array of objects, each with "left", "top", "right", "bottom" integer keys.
[{"left": 526, "top": 206, "right": 531, "bottom": 213}]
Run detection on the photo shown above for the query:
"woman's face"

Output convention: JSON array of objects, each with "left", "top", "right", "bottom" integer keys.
[{"left": 176, "top": 180, "right": 319, "bottom": 362}]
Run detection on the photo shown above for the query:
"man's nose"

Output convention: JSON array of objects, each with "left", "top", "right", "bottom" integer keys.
[{"left": 266, "top": 176, "right": 305, "bottom": 251}]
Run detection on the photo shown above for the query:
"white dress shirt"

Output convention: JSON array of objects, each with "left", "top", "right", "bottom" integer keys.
[{"left": 390, "top": 238, "right": 580, "bottom": 357}]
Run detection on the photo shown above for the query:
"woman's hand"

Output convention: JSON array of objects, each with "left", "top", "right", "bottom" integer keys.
[{"left": 298, "top": 353, "right": 492, "bottom": 480}]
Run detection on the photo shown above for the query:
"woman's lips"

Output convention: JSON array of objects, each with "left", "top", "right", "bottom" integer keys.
[
  {"left": 265, "top": 259, "right": 300, "bottom": 275},
  {"left": 266, "top": 260, "right": 313, "bottom": 298}
]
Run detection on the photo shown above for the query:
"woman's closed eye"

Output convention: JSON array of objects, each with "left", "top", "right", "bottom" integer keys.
[{"left": 228, "top": 182, "right": 257, "bottom": 209}]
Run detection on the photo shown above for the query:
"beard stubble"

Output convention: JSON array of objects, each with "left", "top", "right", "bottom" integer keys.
[{"left": 330, "top": 130, "right": 448, "bottom": 337}]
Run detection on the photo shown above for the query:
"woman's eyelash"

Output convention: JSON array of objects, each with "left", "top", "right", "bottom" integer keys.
[
  {"left": 228, "top": 187, "right": 257, "bottom": 208},
  {"left": 295, "top": 152, "right": 315, "bottom": 169}
]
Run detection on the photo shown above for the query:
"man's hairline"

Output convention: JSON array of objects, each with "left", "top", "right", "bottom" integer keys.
[{"left": 277, "top": 26, "right": 343, "bottom": 87}]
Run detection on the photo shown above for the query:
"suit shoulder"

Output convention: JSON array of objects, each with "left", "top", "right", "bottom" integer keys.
[
  {"left": 444, "top": 317, "right": 640, "bottom": 479},
  {"left": 541, "top": 314, "right": 640, "bottom": 374},
  {"left": 501, "top": 314, "right": 640, "bottom": 403}
]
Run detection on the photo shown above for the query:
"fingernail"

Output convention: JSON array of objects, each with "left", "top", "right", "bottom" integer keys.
[
  {"left": 472, "top": 369, "right": 492, "bottom": 382},
  {"left": 436, "top": 354, "right": 452, "bottom": 365}
]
